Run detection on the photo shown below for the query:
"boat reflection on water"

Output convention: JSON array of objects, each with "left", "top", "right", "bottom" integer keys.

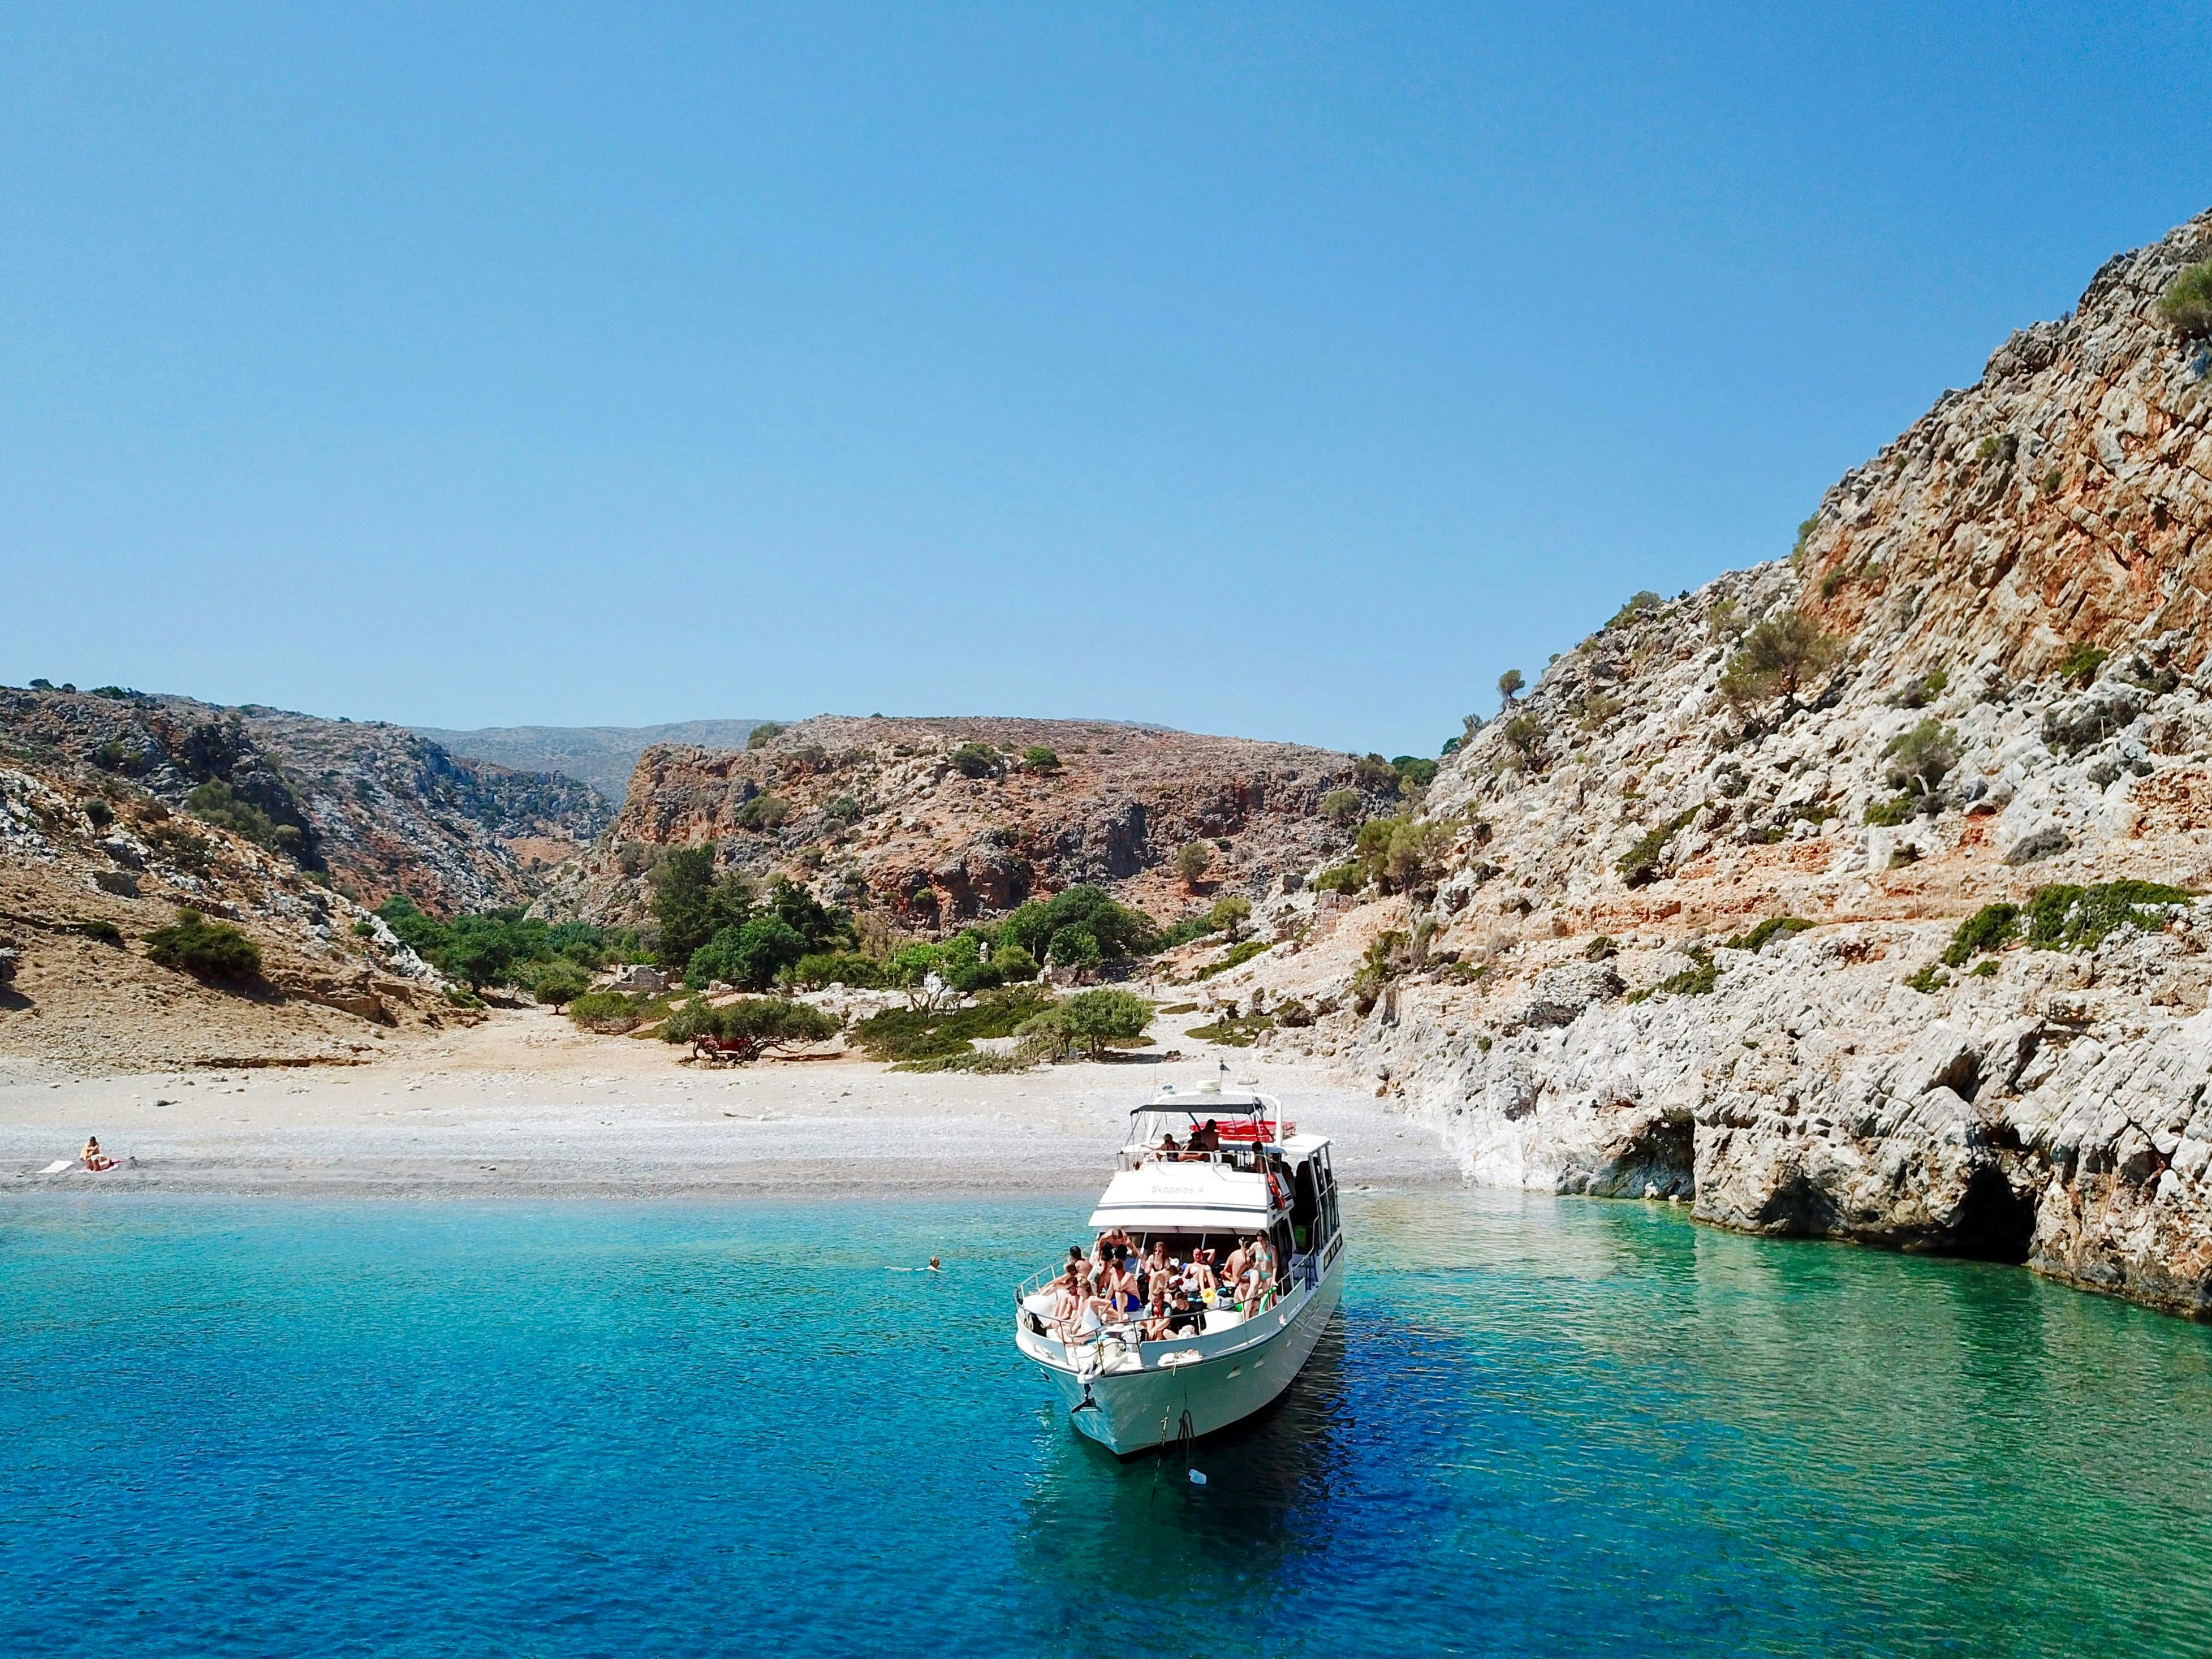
[{"left": 1011, "top": 1320, "right": 1352, "bottom": 1640}]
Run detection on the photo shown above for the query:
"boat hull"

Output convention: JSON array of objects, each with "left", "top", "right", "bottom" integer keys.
[{"left": 1032, "top": 1249, "right": 1344, "bottom": 1455}]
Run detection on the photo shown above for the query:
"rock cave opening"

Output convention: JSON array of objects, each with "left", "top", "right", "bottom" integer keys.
[{"left": 1949, "top": 1165, "right": 2036, "bottom": 1264}]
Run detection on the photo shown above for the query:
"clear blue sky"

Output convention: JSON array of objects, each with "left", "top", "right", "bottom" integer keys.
[{"left": 6, "top": 4, "right": 2209, "bottom": 756}]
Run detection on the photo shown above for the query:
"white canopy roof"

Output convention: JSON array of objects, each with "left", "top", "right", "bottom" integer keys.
[{"left": 1088, "top": 1161, "right": 1273, "bottom": 1233}]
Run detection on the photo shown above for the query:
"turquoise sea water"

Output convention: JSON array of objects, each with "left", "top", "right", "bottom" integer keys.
[{"left": 4, "top": 1191, "right": 2210, "bottom": 1658}]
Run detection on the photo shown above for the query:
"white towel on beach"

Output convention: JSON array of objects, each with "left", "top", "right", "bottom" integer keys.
[{"left": 37, "top": 1160, "right": 74, "bottom": 1175}]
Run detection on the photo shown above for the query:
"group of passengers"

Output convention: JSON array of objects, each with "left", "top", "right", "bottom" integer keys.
[
  {"left": 1048, "top": 1228, "right": 1278, "bottom": 1345},
  {"left": 1154, "top": 1119, "right": 1224, "bottom": 1160}
]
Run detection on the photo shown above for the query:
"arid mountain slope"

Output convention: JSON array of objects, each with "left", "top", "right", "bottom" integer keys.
[
  {"left": 1213, "top": 208, "right": 2212, "bottom": 1317},
  {"left": 412, "top": 719, "right": 781, "bottom": 803},
  {"left": 542, "top": 715, "right": 1391, "bottom": 937},
  {"left": 2, "top": 687, "right": 613, "bottom": 913},
  {"left": 0, "top": 747, "right": 462, "bottom": 1076}
]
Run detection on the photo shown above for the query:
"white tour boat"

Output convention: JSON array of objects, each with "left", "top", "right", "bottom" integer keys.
[{"left": 1012, "top": 1083, "right": 1346, "bottom": 1455}]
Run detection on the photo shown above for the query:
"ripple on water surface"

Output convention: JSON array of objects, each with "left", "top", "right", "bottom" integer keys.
[{"left": 2, "top": 1191, "right": 2207, "bottom": 1658}]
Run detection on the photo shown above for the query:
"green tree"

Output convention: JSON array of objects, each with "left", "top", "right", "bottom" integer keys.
[
  {"left": 1497, "top": 668, "right": 1525, "bottom": 710},
  {"left": 1206, "top": 894, "right": 1252, "bottom": 940},
  {"left": 1020, "top": 746, "right": 1061, "bottom": 774},
  {"left": 651, "top": 847, "right": 722, "bottom": 968},
  {"left": 1060, "top": 988, "right": 1152, "bottom": 1059},
  {"left": 1321, "top": 788, "right": 1364, "bottom": 826},
  {"left": 1719, "top": 610, "right": 1842, "bottom": 706},
  {"left": 746, "top": 722, "right": 787, "bottom": 749},
  {"left": 525, "top": 960, "right": 590, "bottom": 1010},
  {"left": 1883, "top": 719, "right": 1961, "bottom": 811},
  {"left": 1174, "top": 841, "right": 1214, "bottom": 890},
  {"left": 999, "top": 885, "right": 1158, "bottom": 968},
  {"left": 688, "top": 913, "right": 808, "bottom": 990},
  {"left": 663, "top": 997, "right": 839, "bottom": 1061}
]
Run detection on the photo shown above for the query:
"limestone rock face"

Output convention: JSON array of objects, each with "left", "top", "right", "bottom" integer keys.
[
  {"left": 0, "top": 687, "right": 611, "bottom": 913},
  {"left": 1235, "top": 209, "right": 2212, "bottom": 1317},
  {"left": 549, "top": 716, "right": 1387, "bottom": 936}
]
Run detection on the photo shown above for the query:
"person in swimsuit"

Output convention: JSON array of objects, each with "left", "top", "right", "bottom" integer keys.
[
  {"left": 81, "top": 1137, "right": 115, "bottom": 1173},
  {"left": 1141, "top": 1291, "right": 1171, "bottom": 1343}
]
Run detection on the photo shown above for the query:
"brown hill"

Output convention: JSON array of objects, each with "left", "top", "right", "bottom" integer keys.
[
  {"left": 1, "top": 686, "right": 613, "bottom": 915},
  {"left": 543, "top": 715, "right": 1395, "bottom": 938},
  {"left": 0, "top": 744, "right": 464, "bottom": 1076}
]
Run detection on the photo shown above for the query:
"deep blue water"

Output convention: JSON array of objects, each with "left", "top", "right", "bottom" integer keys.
[{"left": 4, "top": 1190, "right": 2210, "bottom": 1658}]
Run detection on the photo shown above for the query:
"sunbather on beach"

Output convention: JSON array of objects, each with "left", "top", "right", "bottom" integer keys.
[{"left": 81, "top": 1137, "right": 115, "bottom": 1173}]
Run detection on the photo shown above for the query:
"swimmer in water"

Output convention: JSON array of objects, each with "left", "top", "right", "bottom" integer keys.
[{"left": 928, "top": 1256, "right": 941, "bottom": 1272}]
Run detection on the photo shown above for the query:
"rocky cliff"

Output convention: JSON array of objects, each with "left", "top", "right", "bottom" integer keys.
[
  {"left": 0, "top": 741, "right": 464, "bottom": 1074},
  {"left": 542, "top": 715, "right": 1390, "bottom": 937},
  {"left": 411, "top": 718, "right": 781, "bottom": 804},
  {"left": 1221, "top": 209, "right": 2212, "bottom": 1318},
  {"left": 1, "top": 687, "right": 613, "bottom": 913}
]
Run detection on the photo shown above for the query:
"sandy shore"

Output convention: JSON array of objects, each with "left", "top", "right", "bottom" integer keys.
[{"left": 0, "top": 1006, "right": 1460, "bottom": 1200}]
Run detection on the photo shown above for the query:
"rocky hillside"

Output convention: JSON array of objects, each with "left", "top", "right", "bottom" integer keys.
[
  {"left": 412, "top": 718, "right": 781, "bottom": 803},
  {"left": 0, "top": 744, "right": 464, "bottom": 1075},
  {"left": 1, "top": 687, "right": 614, "bottom": 913},
  {"left": 540, "top": 715, "right": 1394, "bottom": 938},
  {"left": 1214, "top": 208, "right": 2212, "bottom": 1318}
]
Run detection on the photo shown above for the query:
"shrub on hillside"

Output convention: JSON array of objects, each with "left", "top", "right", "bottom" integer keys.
[
  {"left": 1616, "top": 810, "right": 1696, "bottom": 887},
  {"left": 1940, "top": 903, "right": 2021, "bottom": 967},
  {"left": 1020, "top": 746, "right": 1060, "bottom": 774},
  {"left": 184, "top": 779, "right": 304, "bottom": 858},
  {"left": 746, "top": 722, "right": 787, "bottom": 749},
  {"left": 1174, "top": 841, "right": 1214, "bottom": 889},
  {"left": 144, "top": 909, "right": 262, "bottom": 980},
  {"left": 1882, "top": 719, "right": 1961, "bottom": 812},
  {"left": 1719, "top": 610, "right": 1842, "bottom": 705},
  {"left": 735, "top": 792, "right": 791, "bottom": 831},
  {"left": 2024, "top": 881, "right": 2191, "bottom": 951},
  {"left": 1320, "top": 788, "right": 1363, "bottom": 826},
  {"left": 1391, "top": 756, "right": 1439, "bottom": 790},
  {"left": 1497, "top": 714, "right": 1545, "bottom": 769},
  {"left": 1606, "top": 591, "right": 1663, "bottom": 630},
  {"left": 1206, "top": 894, "right": 1252, "bottom": 939},
  {"left": 950, "top": 742, "right": 1003, "bottom": 778},
  {"left": 2058, "top": 642, "right": 2110, "bottom": 685},
  {"left": 2157, "top": 261, "right": 2212, "bottom": 339},
  {"left": 1722, "top": 916, "right": 1811, "bottom": 953}
]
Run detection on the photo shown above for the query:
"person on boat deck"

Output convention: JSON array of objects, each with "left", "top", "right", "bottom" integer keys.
[
  {"left": 1105, "top": 1254, "right": 1143, "bottom": 1317},
  {"left": 1141, "top": 1290, "right": 1171, "bottom": 1343},
  {"left": 1167, "top": 1285, "right": 1201, "bottom": 1336},
  {"left": 1187, "top": 1247, "right": 1218, "bottom": 1294},
  {"left": 1222, "top": 1238, "right": 1251, "bottom": 1289},
  {"left": 1189, "top": 1119, "right": 1221, "bottom": 1154},
  {"left": 81, "top": 1136, "right": 115, "bottom": 1173},
  {"left": 1052, "top": 1265, "right": 1084, "bottom": 1326},
  {"left": 1144, "top": 1241, "right": 1170, "bottom": 1289},
  {"left": 1157, "top": 1131, "right": 1181, "bottom": 1160}
]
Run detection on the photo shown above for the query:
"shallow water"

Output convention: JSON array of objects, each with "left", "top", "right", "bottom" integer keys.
[{"left": 3, "top": 1191, "right": 2207, "bottom": 1657}]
